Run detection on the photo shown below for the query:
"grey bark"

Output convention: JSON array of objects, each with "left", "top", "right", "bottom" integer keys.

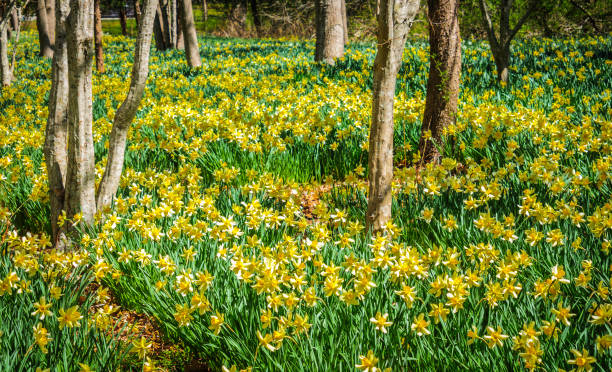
[
  {"left": 341, "top": 0, "right": 348, "bottom": 44},
  {"left": 36, "top": 0, "right": 54, "bottom": 58},
  {"left": 134, "top": 0, "right": 142, "bottom": 27},
  {"left": 314, "top": 0, "right": 344, "bottom": 64},
  {"left": 64, "top": 0, "right": 96, "bottom": 226},
  {"left": 44, "top": 0, "right": 69, "bottom": 243},
  {"left": 179, "top": 0, "right": 201, "bottom": 67},
  {"left": 96, "top": 0, "right": 158, "bottom": 210},
  {"left": 366, "top": 0, "right": 419, "bottom": 233}
]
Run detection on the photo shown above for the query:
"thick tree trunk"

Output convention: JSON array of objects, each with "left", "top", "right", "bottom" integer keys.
[
  {"left": 341, "top": 0, "right": 348, "bottom": 44},
  {"left": 179, "top": 0, "right": 201, "bottom": 67},
  {"left": 45, "top": 0, "right": 70, "bottom": 244},
  {"left": 96, "top": 0, "right": 158, "bottom": 211},
  {"left": 64, "top": 0, "right": 96, "bottom": 226},
  {"left": 10, "top": 8, "right": 19, "bottom": 36},
  {"left": 314, "top": 0, "right": 344, "bottom": 64},
  {"left": 94, "top": 0, "right": 104, "bottom": 72},
  {"left": 0, "top": 22, "right": 10, "bottom": 86},
  {"left": 119, "top": 6, "right": 129, "bottom": 35},
  {"left": 366, "top": 0, "right": 419, "bottom": 233},
  {"left": 134, "top": 0, "right": 142, "bottom": 27},
  {"left": 46, "top": 0, "right": 55, "bottom": 44},
  {"left": 492, "top": 45, "right": 509, "bottom": 84},
  {"left": 418, "top": 0, "right": 461, "bottom": 164},
  {"left": 36, "top": 0, "right": 54, "bottom": 58}
]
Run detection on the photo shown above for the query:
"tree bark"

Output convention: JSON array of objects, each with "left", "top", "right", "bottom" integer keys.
[
  {"left": 45, "top": 0, "right": 69, "bottom": 243},
  {"left": 0, "top": 21, "right": 10, "bottom": 86},
  {"left": 64, "top": 0, "right": 96, "bottom": 226},
  {"left": 96, "top": 0, "right": 158, "bottom": 211},
  {"left": 341, "top": 0, "right": 348, "bottom": 44},
  {"left": 134, "top": 0, "right": 142, "bottom": 27},
  {"left": 418, "top": 0, "right": 461, "bottom": 164},
  {"left": 119, "top": 6, "right": 129, "bottom": 35},
  {"left": 366, "top": 0, "right": 419, "bottom": 233},
  {"left": 94, "top": 0, "right": 104, "bottom": 72},
  {"left": 153, "top": 4, "right": 168, "bottom": 50},
  {"left": 478, "top": 0, "right": 536, "bottom": 84},
  {"left": 160, "top": 0, "right": 173, "bottom": 47},
  {"left": 314, "top": 0, "right": 344, "bottom": 64},
  {"left": 176, "top": 13, "right": 184, "bottom": 49},
  {"left": 171, "top": 0, "right": 177, "bottom": 47},
  {"left": 202, "top": 0, "right": 207, "bottom": 24},
  {"left": 46, "top": 0, "right": 55, "bottom": 44},
  {"left": 179, "top": 0, "right": 201, "bottom": 67},
  {"left": 36, "top": 0, "right": 54, "bottom": 58}
]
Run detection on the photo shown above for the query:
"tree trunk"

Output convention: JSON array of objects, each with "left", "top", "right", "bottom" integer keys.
[
  {"left": 134, "top": 0, "right": 142, "bottom": 27},
  {"left": 492, "top": 45, "right": 509, "bottom": 84},
  {"left": 96, "top": 0, "right": 158, "bottom": 211},
  {"left": 202, "top": 0, "right": 207, "bottom": 23},
  {"left": 94, "top": 0, "right": 104, "bottom": 72},
  {"left": 171, "top": 0, "right": 177, "bottom": 47},
  {"left": 64, "top": 0, "right": 96, "bottom": 227},
  {"left": 341, "top": 0, "right": 348, "bottom": 44},
  {"left": 0, "top": 22, "right": 10, "bottom": 86},
  {"left": 10, "top": 8, "right": 19, "bottom": 36},
  {"left": 46, "top": 0, "right": 55, "bottom": 45},
  {"left": 418, "top": 0, "right": 461, "bottom": 164},
  {"left": 314, "top": 0, "right": 344, "bottom": 64},
  {"left": 176, "top": 14, "right": 184, "bottom": 49},
  {"left": 45, "top": 0, "right": 70, "bottom": 244},
  {"left": 366, "top": 0, "right": 419, "bottom": 233},
  {"left": 36, "top": 0, "right": 54, "bottom": 58},
  {"left": 250, "top": 0, "right": 260, "bottom": 33},
  {"left": 120, "top": 6, "right": 129, "bottom": 35},
  {"left": 160, "top": 0, "right": 173, "bottom": 47},
  {"left": 179, "top": 0, "right": 201, "bottom": 67},
  {"left": 153, "top": 4, "right": 168, "bottom": 50}
]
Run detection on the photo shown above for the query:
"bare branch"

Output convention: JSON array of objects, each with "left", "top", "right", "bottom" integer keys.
[
  {"left": 505, "top": 0, "right": 537, "bottom": 47},
  {"left": 568, "top": 0, "right": 602, "bottom": 33},
  {"left": 478, "top": 0, "right": 499, "bottom": 49}
]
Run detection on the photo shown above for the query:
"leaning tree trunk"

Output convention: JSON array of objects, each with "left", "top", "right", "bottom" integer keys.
[
  {"left": 366, "top": 0, "right": 420, "bottom": 233},
  {"left": 36, "top": 0, "right": 54, "bottom": 58},
  {"left": 46, "top": 0, "right": 55, "bottom": 45},
  {"left": 64, "top": 0, "right": 96, "bottom": 227},
  {"left": 94, "top": 0, "right": 104, "bottom": 72},
  {"left": 418, "top": 0, "right": 461, "bottom": 164},
  {"left": 314, "top": 0, "right": 344, "bottom": 64},
  {"left": 179, "top": 0, "right": 201, "bottom": 67},
  {"left": 119, "top": 6, "right": 129, "bottom": 35},
  {"left": 96, "top": 0, "right": 159, "bottom": 211},
  {"left": 45, "top": 0, "right": 70, "bottom": 244}
]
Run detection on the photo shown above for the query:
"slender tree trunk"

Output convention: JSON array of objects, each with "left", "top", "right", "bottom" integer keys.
[
  {"left": 46, "top": 0, "right": 55, "bottom": 45},
  {"left": 250, "top": 0, "right": 260, "bottom": 34},
  {"left": 0, "top": 22, "right": 10, "bottom": 86},
  {"left": 171, "top": 0, "right": 177, "bottom": 47},
  {"left": 366, "top": 0, "right": 419, "bottom": 233},
  {"left": 64, "top": 0, "right": 96, "bottom": 227},
  {"left": 418, "top": 0, "right": 461, "bottom": 164},
  {"left": 341, "top": 0, "right": 348, "bottom": 44},
  {"left": 97, "top": 0, "right": 159, "bottom": 211},
  {"left": 314, "top": 0, "right": 344, "bottom": 64},
  {"left": 202, "top": 0, "right": 207, "bottom": 24},
  {"left": 179, "top": 0, "right": 201, "bottom": 67},
  {"left": 119, "top": 6, "right": 129, "bottom": 35},
  {"left": 134, "top": 0, "right": 142, "bottom": 27},
  {"left": 94, "top": 0, "right": 104, "bottom": 72},
  {"left": 36, "top": 0, "right": 54, "bottom": 58},
  {"left": 10, "top": 8, "right": 19, "bottom": 36},
  {"left": 45, "top": 0, "right": 70, "bottom": 244}
]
